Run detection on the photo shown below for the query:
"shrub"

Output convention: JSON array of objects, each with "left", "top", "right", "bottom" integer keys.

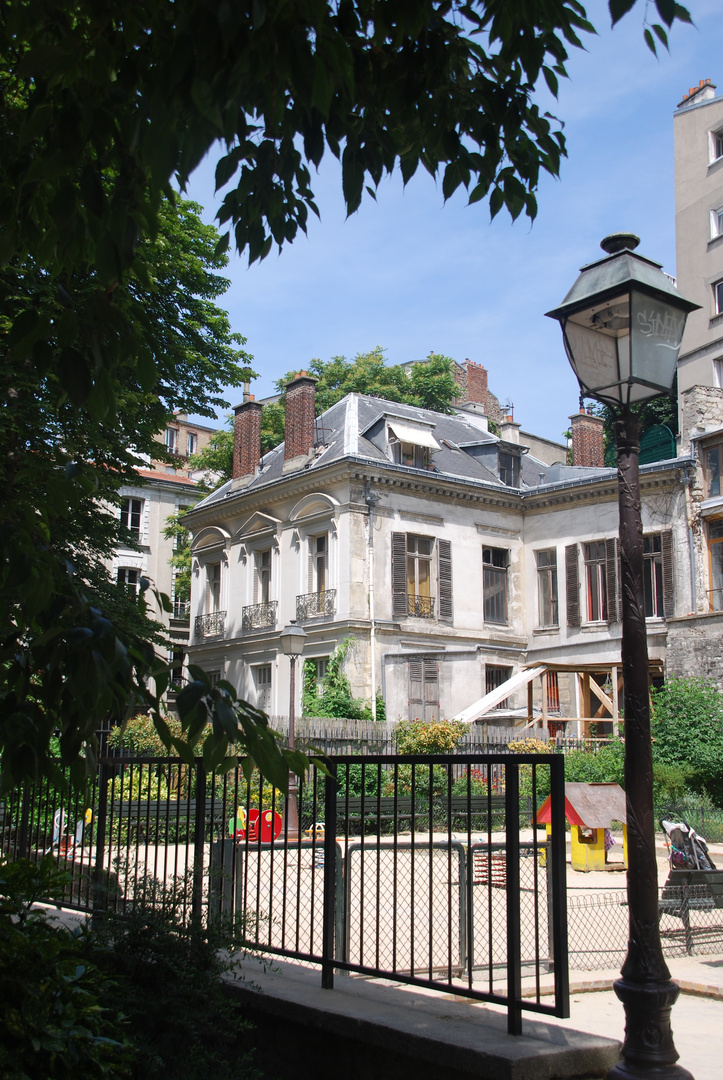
[
  {"left": 301, "top": 639, "right": 383, "bottom": 720},
  {"left": 564, "top": 740, "right": 625, "bottom": 787},
  {"left": 108, "top": 712, "right": 183, "bottom": 756},
  {"left": 451, "top": 768, "right": 490, "bottom": 797},
  {"left": 651, "top": 677, "right": 723, "bottom": 807},
  {"left": 395, "top": 718, "right": 467, "bottom": 754},
  {"left": 0, "top": 857, "right": 131, "bottom": 1079}
]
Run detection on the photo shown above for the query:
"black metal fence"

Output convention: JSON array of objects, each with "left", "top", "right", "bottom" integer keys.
[{"left": 0, "top": 752, "right": 569, "bottom": 1035}]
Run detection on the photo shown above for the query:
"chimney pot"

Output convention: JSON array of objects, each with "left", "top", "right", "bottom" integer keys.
[
  {"left": 569, "top": 410, "right": 605, "bottom": 468},
  {"left": 233, "top": 398, "right": 263, "bottom": 481},
  {"left": 284, "top": 372, "right": 317, "bottom": 462}
]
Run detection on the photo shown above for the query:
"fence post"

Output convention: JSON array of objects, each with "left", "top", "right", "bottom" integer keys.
[
  {"left": 18, "top": 784, "right": 31, "bottom": 859},
  {"left": 505, "top": 762, "right": 522, "bottom": 1036},
  {"left": 192, "top": 761, "right": 206, "bottom": 926},
  {"left": 93, "top": 760, "right": 110, "bottom": 919},
  {"left": 548, "top": 755, "right": 569, "bottom": 1016},
  {"left": 321, "top": 763, "right": 338, "bottom": 989}
]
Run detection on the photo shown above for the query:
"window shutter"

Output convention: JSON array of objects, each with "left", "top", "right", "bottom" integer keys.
[
  {"left": 308, "top": 543, "right": 314, "bottom": 593},
  {"left": 253, "top": 560, "right": 259, "bottom": 604},
  {"left": 565, "top": 545, "right": 580, "bottom": 627},
  {"left": 661, "top": 529, "right": 674, "bottom": 617},
  {"left": 437, "top": 539, "right": 453, "bottom": 621},
  {"left": 408, "top": 658, "right": 423, "bottom": 717},
  {"left": 423, "top": 659, "right": 440, "bottom": 721},
  {"left": 392, "top": 532, "right": 408, "bottom": 618},
  {"left": 605, "top": 537, "right": 620, "bottom": 623}
]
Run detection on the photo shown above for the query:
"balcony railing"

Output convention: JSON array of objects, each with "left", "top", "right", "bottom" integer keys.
[
  {"left": 296, "top": 589, "right": 336, "bottom": 621},
  {"left": 194, "top": 610, "right": 226, "bottom": 639},
  {"left": 407, "top": 593, "right": 435, "bottom": 618},
  {"left": 242, "top": 601, "right": 278, "bottom": 632}
]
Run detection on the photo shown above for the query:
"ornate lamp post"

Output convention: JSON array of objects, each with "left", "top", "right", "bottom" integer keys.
[
  {"left": 547, "top": 233, "right": 699, "bottom": 1080},
  {"left": 279, "top": 620, "right": 308, "bottom": 840}
]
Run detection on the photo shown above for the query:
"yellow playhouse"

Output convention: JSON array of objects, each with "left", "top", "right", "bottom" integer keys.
[{"left": 536, "top": 782, "right": 628, "bottom": 872}]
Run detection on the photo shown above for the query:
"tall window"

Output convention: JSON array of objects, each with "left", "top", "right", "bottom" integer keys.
[
  {"left": 165, "top": 427, "right": 178, "bottom": 454},
  {"left": 643, "top": 535, "right": 665, "bottom": 618},
  {"left": 255, "top": 549, "right": 272, "bottom": 604},
  {"left": 536, "top": 548, "right": 558, "bottom": 627},
  {"left": 482, "top": 547, "right": 508, "bottom": 624},
  {"left": 310, "top": 534, "right": 327, "bottom": 593},
  {"left": 406, "top": 535, "right": 433, "bottom": 611},
  {"left": 712, "top": 128, "right": 723, "bottom": 163},
  {"left": 485, "top": 665, "right": 512, "bottom": 709},
  {"left": 391, "top": 533, "right": 452, "bottom": 621},
  {"left": 705, "top": 444, "right": 722, "bottom": 497},
  {"left": 206, "top": 562, "right": 221, "bottom": 612},
  {"left": 254, "top": 665, "right": 272, "bottom": 711},
  {"left": 584, "top": 541, "right": 607, "bottom": 622},
  {"left": 709, "top": 520, "right": 723, "bottom": 611},
  {"left": 712, "top": 206, "right": 723, "bottom": 240},
  {"left": 187, "top": 432, "right": 198, "bottom": 456},
  {"left": 120, "top": 498, "right": 143, "bottom": 541},
  {"left": 117, "top": 567, "right": 139, "bottom": 596},
  {"left": 715, "top": 280, "right": 723, "bottom": 316}
]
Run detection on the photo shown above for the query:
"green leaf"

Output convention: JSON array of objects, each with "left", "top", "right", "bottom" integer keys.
[
  {"left": 651, "top": 23, "right": 669, "bottom": 48},
  {"left": 608, "top": 0, "right": 637, "bottom": 25},
  {"left": 643, "top": 27, "right": 657, "bottom": 54},
  {"left": 655, "top": 0, "right": 676, "bottom": 26}
]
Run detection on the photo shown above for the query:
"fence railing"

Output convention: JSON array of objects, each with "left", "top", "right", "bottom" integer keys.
[{"left": 0, "top": 752, "right": 569, "bottom": 1035}]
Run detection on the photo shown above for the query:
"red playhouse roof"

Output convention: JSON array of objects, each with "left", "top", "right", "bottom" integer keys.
[{"left": 536, "top": 782, "right": 626, "bottom": 828}]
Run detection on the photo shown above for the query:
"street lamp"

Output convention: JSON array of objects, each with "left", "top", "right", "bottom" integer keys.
[
  {"left": 547, "top": 233, "right": 699, "bottom": 1080},
  {"left": 279, "top": 620, "right": 308, "bottom": 840}
]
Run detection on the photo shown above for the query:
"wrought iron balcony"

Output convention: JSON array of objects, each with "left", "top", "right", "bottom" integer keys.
[
  {"left": 194, "top": 610, "right": 226, "bottom": 639},
  {"left": 296, "top": 589, "right": 336, "bottom": 621},
  {"left": 407, "top": 593, "right": 435, "bottom": 618},
  {"left": 242, "top": 601, "right": 278, "bottom": 632}
]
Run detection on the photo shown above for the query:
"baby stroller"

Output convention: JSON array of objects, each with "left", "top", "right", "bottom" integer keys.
[{"left": 660, "top": 818, "right": 716, "bottom": 871}]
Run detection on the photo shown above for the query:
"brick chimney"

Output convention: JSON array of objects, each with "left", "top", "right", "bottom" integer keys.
[
  {"left": 284, "top": 372, "right": 317, "bottom": 463},
  {"left": 465, "top": 360, "right": 489, "bottom": 407},
  {"left": 569, "top": 409, "right": 605, "bottom": 468},
  {"left": 233, "top": 396, "right": 262, "bottom": 484}
]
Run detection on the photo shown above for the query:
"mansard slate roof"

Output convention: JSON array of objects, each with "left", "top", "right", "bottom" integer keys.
[{"left": 195, "top": 392, "right": 662, "bottom": 511}]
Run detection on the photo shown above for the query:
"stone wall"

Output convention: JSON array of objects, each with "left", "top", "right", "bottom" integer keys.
[{"left": 665, "top": 612, "right": 723, "bottom": 688}]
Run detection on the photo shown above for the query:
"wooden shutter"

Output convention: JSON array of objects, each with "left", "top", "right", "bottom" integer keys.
[
  {"left": 565, "top": 545, "right": 580, "bottom": 626},
  {"left": 661, "top": 529, "right": 674, "bottom": 617},
  {"left": 605, "top": 537, "right": 620, "bottom": 623},
  {"left": 408, "top": 658, "right": 423, "bottom": 719},
  {"left": 307, "top": 542, "right": 314, "bottom": 592},
  {"left": 437, "top": 539, "right": 453, "bottom": 621},
  {"left": 392, "top": 532, "right": 408, "bottom": 618},
  {"left": 423, "top": 659, "right": 440, "bottom": 721},
  {"left": 253, "top": 558, "right": 259, "bottom": 604}
]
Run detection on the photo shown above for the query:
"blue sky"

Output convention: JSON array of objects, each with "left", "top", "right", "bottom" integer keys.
[{"left": 185, "top": 1, "right": 722, "bottom": 445}]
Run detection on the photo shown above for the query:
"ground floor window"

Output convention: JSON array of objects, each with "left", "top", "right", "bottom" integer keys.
[
  {"left": 254, "top": 664, "right": 272, "bottom": 711},
  {"left": 485, "top": 665, "right": 512, "bottom": 709},
  {"left": 709, "top": 520, "right": 723, "bottom": 611},
  {"left": 408, "top": 657, "right": 439, "bottom": 721}
]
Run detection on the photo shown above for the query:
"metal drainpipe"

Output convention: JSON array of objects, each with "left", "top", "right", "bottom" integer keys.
[{"left": 365, "top": 481, "right": 377, "bottom": 720}]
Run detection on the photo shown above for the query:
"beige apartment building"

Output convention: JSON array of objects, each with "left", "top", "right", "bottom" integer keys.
[{"left": 675, "top": 78, "right": 723, "bottom": 404}]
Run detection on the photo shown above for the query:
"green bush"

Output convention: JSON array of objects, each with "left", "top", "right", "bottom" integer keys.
[
  {"left": 651, "top": 677, "right": 723, "bottom": 807},
  {"left": 563, "top": 740, "right": 625, "bottom": 787},
  {"left": 0, "top": 857, "right": 131, "bottom": 1080},
  {"left": 395, "top": 719, "right": 467, "bottom": 754}
]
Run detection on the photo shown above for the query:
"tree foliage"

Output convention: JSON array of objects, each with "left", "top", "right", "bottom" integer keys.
[
  {"left": 651, "top": 677, "right": 723, "bottom": 807},
  {"left": 0, "top": 0, "right": 692, "bottom": 787}
]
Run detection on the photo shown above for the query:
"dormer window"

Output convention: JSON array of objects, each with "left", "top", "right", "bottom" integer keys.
[
  {"left": 386, "top": 420, "right": 439, "bottom": 470},
  {"left": 498, "top": 450, "right": 520, "bottom": 487}
]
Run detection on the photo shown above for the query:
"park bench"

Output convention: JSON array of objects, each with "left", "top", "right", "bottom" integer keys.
[
  {"left": 337, "top": 796, "right": 426, "bottom": 834},
  {"left": 659, "top": 868, "right": 723, "bottom": 916},
  {"left": 109, "top": 799, "right": 227, "bottom": 840},
  {"left": 439, "top": 794, "right": 507, "bottom": 824}
]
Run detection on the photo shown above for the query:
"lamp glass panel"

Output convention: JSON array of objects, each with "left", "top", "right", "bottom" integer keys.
[
  {"left": 564, "top": 319, "right": 622, "bottom": 402},
  {"left": 630, "top": 290, "right": 684, "bottom": 394}
]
